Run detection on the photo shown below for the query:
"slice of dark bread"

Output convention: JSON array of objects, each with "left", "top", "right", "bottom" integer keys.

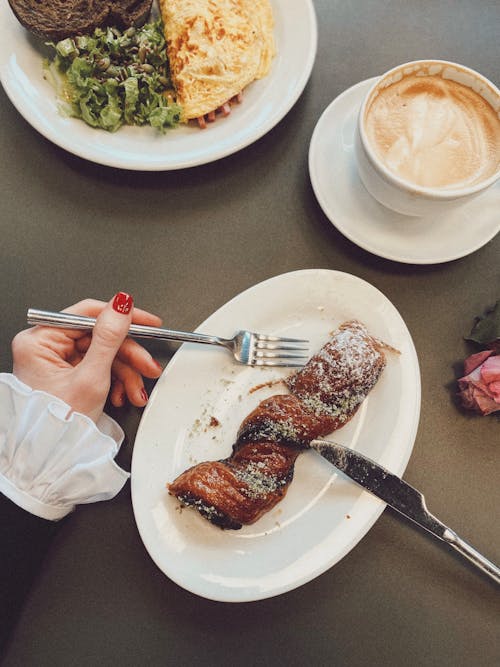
[{"left": 8, "top": 0, "right": 154, "bottom": 41}]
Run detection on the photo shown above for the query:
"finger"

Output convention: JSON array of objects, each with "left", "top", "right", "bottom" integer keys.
[
  {"left": 59, "top": 300, "right": 109, "bottom": 341},
  {"left": 76, "top": 330, "right": 162, "bottom": 378},
  {"left": 79, "top": 292, "right": 134, "bottom": 379},
  {"left": 110, "top": 378, "right": 127, "bottom": 407},
  {"left": 27, "top": 299, "right": 161, "bottom": 345},
  {"left": 64, "top": 299, "right": 163, "bottom": 326},
  {"left": 116, "top": 338, "right": 163, "bottom": 378},
  {"left": 75, "top": 334, "right": 92, "bottom": 353},
  {"left": 67, "top": 349, "right": 85, "bottom": 367},
  {"left": 111, "top": 357, "right": 148, "bottom": 407},
  {"left": 60, "top": 300, "right": 163, "bottom": 342},
  {"left": 63, "top": 298, "right": 106, "bottom": 315}
]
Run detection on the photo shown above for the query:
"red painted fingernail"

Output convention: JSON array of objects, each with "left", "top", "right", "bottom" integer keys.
[
  {"left": 113, "top": 292, "right": 133, "bottom": 314},
  {"left": 140, "top": 387, "right": 148, "bottom": 403}
]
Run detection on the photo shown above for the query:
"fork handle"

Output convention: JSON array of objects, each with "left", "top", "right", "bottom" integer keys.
[{"left": 27, "top": 309, "right": 228, "bottom": 347}]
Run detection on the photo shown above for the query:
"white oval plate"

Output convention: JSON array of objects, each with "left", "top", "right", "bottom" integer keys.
[
  {"left": 309, "top": 78, "right": 500, "bottom": 264},
  {"left": 0, "top": 0, "right": 317, "bottom": 171},
  {"left": 131, "top": 269, "right": 421, "bottom": 602}
]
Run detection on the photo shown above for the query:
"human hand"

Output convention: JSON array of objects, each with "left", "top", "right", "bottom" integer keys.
[{"left": 11, "top": 293, "right": 163, "bottom": 423}]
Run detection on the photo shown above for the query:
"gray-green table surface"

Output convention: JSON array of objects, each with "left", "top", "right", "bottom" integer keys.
[{"left": 1, "top": 1, "right": 499, "bottom": 665}]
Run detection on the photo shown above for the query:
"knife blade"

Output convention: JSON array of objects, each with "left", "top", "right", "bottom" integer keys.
[{"left": 310, "top": 439, "right": 500, "bottom": 585}]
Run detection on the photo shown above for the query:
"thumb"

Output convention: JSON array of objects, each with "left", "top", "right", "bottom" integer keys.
[{"left": 81, "top": 292, "right": 134, "bottom": 375}]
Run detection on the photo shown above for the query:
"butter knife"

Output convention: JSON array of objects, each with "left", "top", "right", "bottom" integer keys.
[{"left": 310, "top": 439, "right": 500, "bottom": 585}]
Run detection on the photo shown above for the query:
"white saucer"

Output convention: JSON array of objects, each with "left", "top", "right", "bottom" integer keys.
[{"left": 308, "top": 78, "right": 500, "bottom": 264}]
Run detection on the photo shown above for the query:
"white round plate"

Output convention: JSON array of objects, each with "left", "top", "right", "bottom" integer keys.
[
  {"left": 131, "top": 269, "right": 421, "bottom": 602},
  {"left": 0, "top": 0, "right": 317, "bottom": 170},
  {"left": 309, "top": 78, "right": 500, "bottom": 264}
]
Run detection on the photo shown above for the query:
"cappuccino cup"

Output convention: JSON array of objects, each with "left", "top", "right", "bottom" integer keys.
[{"left": 355, "top": 60, "right": 500, "bottom": 216}]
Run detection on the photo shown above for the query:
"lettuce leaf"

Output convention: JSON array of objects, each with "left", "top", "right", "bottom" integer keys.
[{"left": 46, "top": 19, "right": 182, "bottom": 133}]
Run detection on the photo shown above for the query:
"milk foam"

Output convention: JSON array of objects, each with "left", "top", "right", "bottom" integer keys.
[{"left": 364, "top": 74, "right": 500, "bottom": 189}]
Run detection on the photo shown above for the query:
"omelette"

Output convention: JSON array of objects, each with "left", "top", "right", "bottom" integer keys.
[{"left": 159, "top": 0, "right": 275, "bottom": 124}]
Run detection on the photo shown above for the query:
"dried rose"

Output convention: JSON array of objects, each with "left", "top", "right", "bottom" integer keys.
[{"left": 458, "top": 349, "right": 500, "bottom": 415}]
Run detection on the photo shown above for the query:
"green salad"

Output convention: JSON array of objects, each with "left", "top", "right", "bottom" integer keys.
[{"left": 45, "top": 19, "right": 182, "bottom": 133}]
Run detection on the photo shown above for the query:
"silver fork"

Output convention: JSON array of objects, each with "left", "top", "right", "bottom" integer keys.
[{"left": 27, "top": 309, "right": 309, "bottom": 367}]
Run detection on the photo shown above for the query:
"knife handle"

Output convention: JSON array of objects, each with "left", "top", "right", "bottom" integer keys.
[{"left": 444, "top": 529, "right": 500, "bottom": 585}]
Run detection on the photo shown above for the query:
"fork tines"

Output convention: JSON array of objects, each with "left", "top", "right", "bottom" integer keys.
[
  {"left": 255, "top": 335, "right": 309, "bottom": 347},
  {"left": 253, "top": 335, "right": 309, "bottom": 367}
]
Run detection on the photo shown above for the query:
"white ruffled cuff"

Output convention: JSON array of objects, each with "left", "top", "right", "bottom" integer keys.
[{"left": 0, "top": 373, "right": 130, "bottom": 521}]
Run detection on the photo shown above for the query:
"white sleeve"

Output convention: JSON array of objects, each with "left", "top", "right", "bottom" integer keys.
[{"left": 0, "top": 373, "right": 130, "bottom": 521}]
